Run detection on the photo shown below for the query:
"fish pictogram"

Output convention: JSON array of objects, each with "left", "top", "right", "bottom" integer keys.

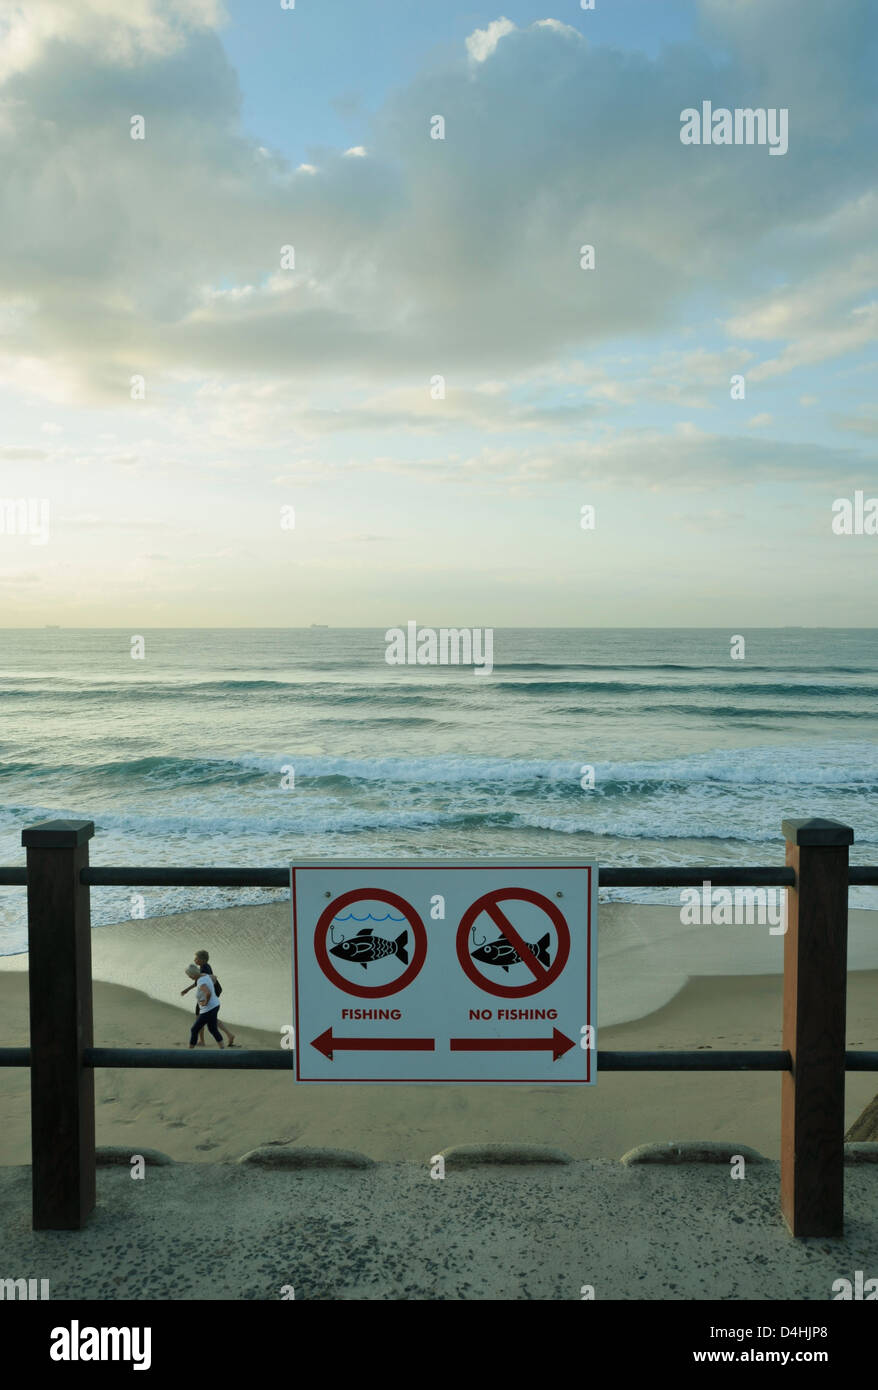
[
  {"left": 330, "top": 927, "right": 409, "bottom": 970},
  {"left": 470, "top": 932, "right": 551, "bottom": 973}
]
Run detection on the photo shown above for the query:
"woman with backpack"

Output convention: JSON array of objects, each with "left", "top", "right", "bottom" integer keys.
[{"left": 181, "top": 950, "right": 236, "bottom": 1047}]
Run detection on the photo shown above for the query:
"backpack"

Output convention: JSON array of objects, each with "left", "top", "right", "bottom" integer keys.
[{"left": 200, "top": 967, "right": 221, "bottom": 998}]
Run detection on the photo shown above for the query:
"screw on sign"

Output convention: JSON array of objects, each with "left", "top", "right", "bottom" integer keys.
[
  {"left": 313, "top": 888, "right": 428, "bottom": 999},
  {"left": 456, "top": 887, "right": 571, "bottom": 999}
]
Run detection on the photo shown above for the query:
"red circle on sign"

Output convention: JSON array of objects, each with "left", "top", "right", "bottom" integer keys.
[
  {"left": 314, "top": 889, "right": 427, "bottom": 998},
  {"left": 456, "top": 888, "right": 570, "bottom": 998}
]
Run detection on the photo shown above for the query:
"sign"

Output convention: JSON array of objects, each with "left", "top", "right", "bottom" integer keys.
[
  {"left": 291, "top": 860, "right": 596, "bottom": 1083},
  {"left": 456, "top": 888, "right": 570, "bottom": 998},
  {"left": 313, "top": 888, "right": 428, "bottom": 998}
]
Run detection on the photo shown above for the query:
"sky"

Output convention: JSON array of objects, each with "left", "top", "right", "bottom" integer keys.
[{"left": 0, "top": 0, "right": 876, "bottom": 626}]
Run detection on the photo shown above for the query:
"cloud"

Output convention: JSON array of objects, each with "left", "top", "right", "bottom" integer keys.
[
  {"left": 533, "top": 20, "right": 581, "bottom": 41},
  {"left": 0, "top": 569, "right": 43, "bottom": 585},
  {"left": 748, "top": 302, "right": 878, "bottom": 380},
  {"left": 0, "top": 0, "right": 874, "bottom": 404},
  {"left": 294, "top": 384, "right": 598, "bottom": 436},
  {"left": 548, "top": 348, "right": 758, "bottom": 410},
  {"left": 724, "top": 206, "right": 878, "bottom": 376},
  {"left": 60, "top": 514, "right": 183, "bottom": 530},
  {"left": 0, "top": 0, "right": 225, "bottom": 81},
  {"left": 0, "top": 445, "right": 47, "bottom": 459},
  {"left": 359, "top": 423, "right": 876, "bottom": 492},
  {"left": 697, "top": 0, "right": 877, "bottom": 135},
  {"left": 834, "top": 409, "right": 878, "bottom": 436},
  {"left": 465, "top": 17, "right": 516, "bottom": 63}
]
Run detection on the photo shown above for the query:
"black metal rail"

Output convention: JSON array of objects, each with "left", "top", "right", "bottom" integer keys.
[
  {"left": 3, "top": 1048, "right": 878, "bottom": 1071},
  {"left": 3, "top": 864, "right": 878, "bottom": 888}
]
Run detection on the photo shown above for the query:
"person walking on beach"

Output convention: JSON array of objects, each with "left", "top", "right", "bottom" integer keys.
[
  {"left": 188, "top": 964, "right": 224, "bottom": 1049},
  {"left": 194, "top": 950, "right": 236, "bottom": 1047},
  {"left": 181, "top": 952, "right": 236, "bottom": 1046}
]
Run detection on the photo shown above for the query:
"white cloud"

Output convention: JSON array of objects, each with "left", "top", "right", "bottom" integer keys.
[
  {"left": 534, "top": 19, "right": 581, "bottom": 41},
  {"left": 834, "top": 409, "right": 878, "bottom": 436},
  {"left": 357, "top": 423, "right": 872, "bottom": 492},
  {"left": 0, "top": 0, "right": 874, "bottom": 409},
  {"left": 722, "top": 204, "right": 878, "bottom": 377},
  {"left": 465, "top": 17, "right": 517, "bottom": 63},
  {"left": 749, "top": 303, "right": 878, "bottom": 380},
  {"left": 726, "top": 253, "right": 878, "bottom": 343},
  {"left": 0, "top": 0, "right": 225, "bottom": 82},
  {"left": 524, "top": 348, "right": 758, "bottom": 411},
  {"left": 0, "top": 444, "right": 47, "bottom": 459},
  {"left": 697, "top": 0, "right": 875, "bottom": 135}
]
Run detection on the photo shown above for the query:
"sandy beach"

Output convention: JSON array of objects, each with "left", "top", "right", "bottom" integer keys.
[
  {"left": 2, "top": 900, "right": 878, "bottom": 1165},
  {"left": 6, "top": 898, "right": 878, "bottom": 1028}
]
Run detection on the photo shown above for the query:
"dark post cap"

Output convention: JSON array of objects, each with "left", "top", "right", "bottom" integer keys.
[
  {"left": 782, "top": 817, "right": 854, "bottom": 847},
  {"left": 22, "top": 820, "right": 95, "bottom": 848}
]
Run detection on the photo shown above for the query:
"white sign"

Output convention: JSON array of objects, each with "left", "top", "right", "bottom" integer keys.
[{"left": 291, "top": 860, "right": 597, "bottom": 1083}]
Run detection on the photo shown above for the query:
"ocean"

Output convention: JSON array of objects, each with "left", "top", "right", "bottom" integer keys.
[{"left": 2, "top": 626, "right": 877, "bottom": 958}]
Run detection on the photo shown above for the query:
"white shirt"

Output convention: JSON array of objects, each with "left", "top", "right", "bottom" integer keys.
[{"left": 197, "top": 973, "right": 219, "bottom": 1011}]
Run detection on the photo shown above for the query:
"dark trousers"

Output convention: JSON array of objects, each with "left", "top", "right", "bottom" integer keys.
[{"left": 190, "top": 1005, "right": 222, "bottom": 1046}]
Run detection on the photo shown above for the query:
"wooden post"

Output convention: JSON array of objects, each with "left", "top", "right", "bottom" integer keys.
[
  {"left": 22, "top": 819, "right": 96, "bottom": 1230},
  {"left": 781, "top": 816, "right": 852, "bottom": 1236}
]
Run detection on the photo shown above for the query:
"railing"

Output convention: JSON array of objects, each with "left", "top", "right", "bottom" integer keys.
[{"left": 1, "top": 816, "right": 876, "bottom": 1238}]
